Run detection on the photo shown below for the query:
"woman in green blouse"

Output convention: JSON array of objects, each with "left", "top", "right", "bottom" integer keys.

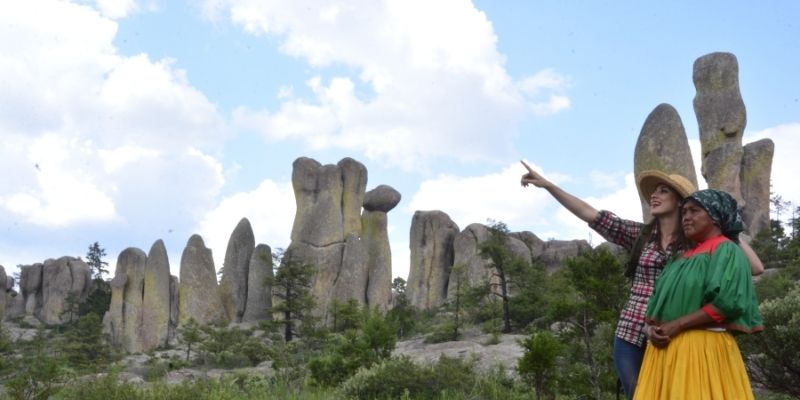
[{"left": 633, "top": 189, "right": 763, "bottom": 399}]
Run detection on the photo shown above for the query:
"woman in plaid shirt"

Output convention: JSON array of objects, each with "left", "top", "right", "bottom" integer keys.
[{"left": 520, "top": 161, "right": 763, "bottom": 399}]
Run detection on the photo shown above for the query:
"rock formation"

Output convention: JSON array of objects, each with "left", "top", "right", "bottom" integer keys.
[
  {"left": 141, "top": 240, "right": 172, "bottom": 351},
  {"left": 693, "top": 52, "right": 747, "bottom": 204},
  {"left": 106, "top": 242, "right": 177, "bottom": 353},
  {"left": 108, "top": 247, "right": 147, "bottom": 353},
  {"left": 178, "top": 234, "right": 227, "bottom": 326},
  {"left": 0, "top": 265, "right": 6, "bottom": 321},
  {"left": 407, "top": 211, "right": 459, "bottom": 310},
  {"left": 740, "top": 140, "right": 774, "bottom": 237},
  {"left": 446, "top": 224, "right": 590, "bottom": 299},
  {"left": 219, "top": 218, "right": 256, "bottom": 323},
  {"left": 287, "top": 157, "right": 398, "bottom": 321},
  {"left": 536, "top": 239, "right": 592, "bottom": 274},
  {"left": 633, "top": 103, "right": 699, "bottom": 220},
  {"left": 362, "top": 185, "right": 401, "bottom": 312},
  {"left": 19, "top": 263, "right": 43, "bottom": 317},
  {"left": 693, "top": 52, "right": 773, "bottom": 236},
  {"left": 15, "top": 257, "right": 92, "bottom": 325},
  {"left": 242, "top": 244, "right": 273, "bottom": 322},
  {"left": 289, "top": 157, "right": 360, "bottom": 319}
]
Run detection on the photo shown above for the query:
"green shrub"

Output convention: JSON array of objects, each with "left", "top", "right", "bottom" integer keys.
[
  {"left": 739, "top": 283, "right": 800, "bottom": 398},
  {"left": 339, "top": 356, "right": 431, "bottom": 399},
  {"left": 424, "top": 321, "right": 458, "bottom": 344},
  {"left": 340, "top": 355, "right": 479, "bottom": 400},
  {"left": 517, "top": 330, "right": 561, "bottom": 399}
]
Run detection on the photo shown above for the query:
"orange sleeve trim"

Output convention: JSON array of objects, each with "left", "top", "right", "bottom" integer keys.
[{"left": 702, "top": 304, "right": 725, "bottom": 323}]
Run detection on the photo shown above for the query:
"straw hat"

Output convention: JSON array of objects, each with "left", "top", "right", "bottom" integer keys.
[{"left": 637, "top": 170, "right": 696, "bottom": 200}]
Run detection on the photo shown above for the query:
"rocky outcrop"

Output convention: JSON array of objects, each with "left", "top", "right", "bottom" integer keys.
[
  {"left": 219, "top": 218, "right": 256, "bottom": 323},
  {"left": 633, "top": 103, "right": 699, "bottom": 220},
  {"left": 694, "top": 52, "right": 747, "bottom": 204},
  {"left": 105, "top": 242, "right": 177, "bottom": 353},
  {"left": 169, "top": 275, "right": 179, "bottom": 341},
  {"left": 448, "top": 223, "right": 491, "bottom": 297},
  {"left": 178, "top": 235, "right": 227, "bottom": 326},
  {"left": 287, "top": 157, "right": 397, "bottom": 322},
  {"left": 340, "top": 158, "right": 368, "bottom": 237},
  {"left": 38, "top": 257, "right": 92, "bottom": 325},
  {"left": 19, "top": 263, "right": 43, "bottom": 318},
  {"left": 407, "top": 211, "right": 459, "bottom": 310},
  {"left": 741, "top": 140, "right": 774, "bottom": 237},
  {"left": 291, "top": 157, "right": 351, "bottom": 246},
  {"left": 446, "top": 225, "right": 584, "bottom": 300},
  {"left": 693, "top": 52, "right": 773, "bottom": 236},
  {"left": 141, "top": 240, "right": 172, "bottom": 351},
  {"left": 536, "top": 239, "right": 592, "bottom": 274},
  {"left": 108, "top": 248, "right": 147, "bottom": 353},
  {"left": 15, "top": 258, "right": 92, "bottom": 325},
  {"left": 362, "top": 185, "right": 401, "bottom": 312},
  {"left": 242, "top": 244, "right": 273, "bottom": 322},
  {"left": 0, "top": 265, "right": 6, "bottom": 321}
]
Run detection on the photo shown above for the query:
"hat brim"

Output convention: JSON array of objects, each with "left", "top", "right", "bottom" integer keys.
[{"left": 637, "top": 170, "right": 696, "bottom": 200}]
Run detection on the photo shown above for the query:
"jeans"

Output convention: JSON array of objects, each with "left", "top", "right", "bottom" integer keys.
[{"left": 613, "top": 337, "right": 645, "bottom": 400}]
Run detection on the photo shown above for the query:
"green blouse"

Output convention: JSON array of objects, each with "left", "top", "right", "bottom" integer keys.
[{"left": 645, "top": 235, "right": 763, "bottom": 333}]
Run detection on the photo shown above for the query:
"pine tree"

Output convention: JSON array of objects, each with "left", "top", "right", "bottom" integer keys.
[
  {"left": 85, "top": 242, "right": 109, "bottom": 279},
  {"left": 267, "top": 249, "right": 317, "bottom": 342}
]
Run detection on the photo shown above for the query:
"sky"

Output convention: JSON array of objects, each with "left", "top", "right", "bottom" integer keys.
[{"left": 1, "top": 0, "right": 799, "bottom": 284}]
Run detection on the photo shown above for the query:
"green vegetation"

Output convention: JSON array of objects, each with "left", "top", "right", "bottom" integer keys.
[
  {"left": 739, "top": 196, "right": 800, "bottom": 399},
  {"left": 2, "top": 215, "right": 799, "bottom": 399},
  {"left": 267, "top": 249, "right": 318, "bottom": 342}
]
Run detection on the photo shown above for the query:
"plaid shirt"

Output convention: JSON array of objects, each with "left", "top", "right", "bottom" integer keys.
[{"left": 589, "top": 210, "right": 679, "bottom": 347}]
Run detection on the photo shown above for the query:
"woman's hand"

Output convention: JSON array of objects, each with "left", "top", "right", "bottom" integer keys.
[
  {"left": 520, "top": 160, "right": 551, "bottom": 188},
  {"left": 646, "top": 325, "right": 671, "bottom": 348},
  {"left": 518, "top": 159, "right": 599, "bottom": 223},
  {"left": 658, "top": 319, "right": 684, "bottom": 339}
]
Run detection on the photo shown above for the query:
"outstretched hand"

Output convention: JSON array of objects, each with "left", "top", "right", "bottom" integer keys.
[{"left": 520, "top": 160, "right": 550, "bottom": 188}]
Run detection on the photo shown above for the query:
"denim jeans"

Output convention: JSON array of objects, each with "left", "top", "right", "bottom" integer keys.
[{"left": 613, "top": 337, "right": 645, "bottom": 400}]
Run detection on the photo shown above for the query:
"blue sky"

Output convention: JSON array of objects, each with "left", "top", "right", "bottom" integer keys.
[{"left": 1, "top": 0, "right": 799, "bottom": 282}]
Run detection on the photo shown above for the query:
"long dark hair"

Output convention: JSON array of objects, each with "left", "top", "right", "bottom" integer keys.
[{"left": 623, "top": 186, "right": 690, "bottom": 278}]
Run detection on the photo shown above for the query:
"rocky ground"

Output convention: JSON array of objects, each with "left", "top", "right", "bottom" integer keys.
[{"left": 1, "top": 320, "right": 526, "bottom": 388}]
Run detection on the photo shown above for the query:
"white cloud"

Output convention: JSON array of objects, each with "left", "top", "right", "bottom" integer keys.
[
  {"left": 0, "top": 0, "right": 229, "bottom": 272},
  {"left": 95, "top": 0, "right": 138, "bottom": 19},
  {"left": 197, "top": 179, "right": 296, "bottom": 272},
  {"left": 0, "top": 135, "right": 117, "bottom": 227},
  {"left": 211, "top": 0, "right": 571, "bottom": 170}
]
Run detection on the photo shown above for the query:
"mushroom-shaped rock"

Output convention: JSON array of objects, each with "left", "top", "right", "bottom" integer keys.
[{"left": 363, "top": 185, "right": 401, "bottom": 212}]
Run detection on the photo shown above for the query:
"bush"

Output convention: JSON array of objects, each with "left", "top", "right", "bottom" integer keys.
[
  {"left": 424, "top": 321, "right": 458, "bottom": 344},
  {"left": 739, "top": 283, "right": 800, "bottom": 398},
  {"left": 339, "top": 355, "right": 479, "bottom": 400},
  {"left": 339, "top": 356, "right": 431, "bottom": 399},
  {"left": 197, "top": 324, "right": 271, "bottom": 368}
]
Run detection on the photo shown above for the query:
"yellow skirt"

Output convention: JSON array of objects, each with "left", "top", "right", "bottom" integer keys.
[{"left": 633, "top": 329, "right": 754, "bottom": 400}]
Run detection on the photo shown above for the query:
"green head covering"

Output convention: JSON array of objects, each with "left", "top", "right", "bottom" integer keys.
[{"left": 683, "top": 189, "right": 744, "bottom": 242}]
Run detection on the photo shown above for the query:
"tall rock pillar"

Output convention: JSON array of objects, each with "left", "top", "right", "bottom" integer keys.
[
  {"left": 219, "top": 218, "right": 256, "bottom": 323},
  {"left": 407, "top": 210, "right": 459, "bottom": 310},
  {"left": 362, "top": 185, "right": 401, "bottom": 312},
  {"left": 693, "top": 52, "right": 774, "bottom": 236}
]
